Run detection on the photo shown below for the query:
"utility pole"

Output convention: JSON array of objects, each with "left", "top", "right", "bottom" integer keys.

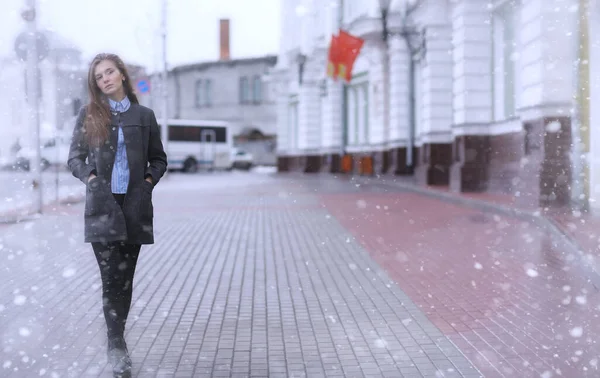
[
  {"left": 160, "top": 0, "right": 169, "bottom": 173},
  {"left": 23, "top": 0, "right": 43, "bottom": 214}
]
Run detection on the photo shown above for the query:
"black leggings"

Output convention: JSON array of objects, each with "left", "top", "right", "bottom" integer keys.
[{"left": 92, "top": 194, "right": 141, "bottom": 338}]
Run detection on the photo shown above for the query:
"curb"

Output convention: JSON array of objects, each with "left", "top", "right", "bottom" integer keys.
[
  {"left": 0, "top": 193, "right": 85, "bottom": 224},
  {"left": 279, "top": 172, "right": 600, "bottom": 288}
]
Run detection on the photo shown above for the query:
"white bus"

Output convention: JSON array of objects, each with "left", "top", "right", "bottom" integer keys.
[{"left": 159, "top": 119, "right": 234, "bottom": 172}]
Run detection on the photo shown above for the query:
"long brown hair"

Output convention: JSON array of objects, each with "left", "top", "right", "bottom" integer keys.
[{"left": 84, "top": 53, "right": 139, "bottom": 147}]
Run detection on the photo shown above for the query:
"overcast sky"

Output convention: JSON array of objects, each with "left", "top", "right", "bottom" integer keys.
[{"left": 0, "top": 0, "right": 281, "bottom": 72}]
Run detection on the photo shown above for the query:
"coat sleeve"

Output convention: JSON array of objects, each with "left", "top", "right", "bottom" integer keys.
[
  {"left": 144, "top": 110, "right": 168, "bottom": 185},
  {"left": 67, "top": 107, "right": 96, "bottom": 184}
]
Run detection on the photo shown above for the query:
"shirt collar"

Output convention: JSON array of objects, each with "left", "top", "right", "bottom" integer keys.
[{"left": 108, "top": 96, "right": 131, "bottom": 113}]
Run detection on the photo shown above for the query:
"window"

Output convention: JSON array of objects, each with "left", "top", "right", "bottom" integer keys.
[
  {"left": 204, "top": 79, "right": 212, "bottom": 106},
  {"left": 239, "top": 77, "right": 250, "bottom": 104},
  {"left": 362, "top": 85, "right": 369, "bottom": 144},
  {"left": 168, "top": 125, "right": 227, "bottom": 143},
  {"left": 492, "top": 1, "right": 518, "bottom": 120},
  {"left": 350, "top": 88, "right": 358, "bottom": 144},
  {"left": 347, "top": 81, "right": 369, "bottom": 145},
  {"left": 288, "top": 101, "right": 299, "bottom": 149},
  {"left": 414, "top": 60, "right": 423, "bottom": 137},
  {"left": 195, "top": 80, "right": 202, "bottom": 107},
  {"left": 252, "top": 76, "right": 262, "bottom": 104}
]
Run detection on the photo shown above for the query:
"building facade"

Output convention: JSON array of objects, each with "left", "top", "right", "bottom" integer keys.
[
  {"left": 146, "top": 20, "right": 279, "bottom": 166},
  {"left": 275, "top": 0, "right": 600, "bottom": 211},
  {"left": 0, "top": 31, "right": 88, "bottom": 157}
]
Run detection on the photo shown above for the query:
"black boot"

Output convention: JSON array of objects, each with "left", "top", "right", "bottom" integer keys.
[{"left": 107, "top": 335, "right": 132, "bottom": 378}]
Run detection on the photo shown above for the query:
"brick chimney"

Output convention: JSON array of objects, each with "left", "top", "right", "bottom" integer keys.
[{"left": 219, "top": 19, "right": 230, "bottom": 60}]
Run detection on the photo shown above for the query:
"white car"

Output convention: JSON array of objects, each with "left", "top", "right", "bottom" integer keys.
[
  {"left": 11, "top": 137, "right": 70, "bottom": 171},
  {"left": 230, "top": 149, "right": 253, "bottom": 170}
]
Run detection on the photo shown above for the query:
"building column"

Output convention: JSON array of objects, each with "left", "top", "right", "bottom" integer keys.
[
  {"left": 414, "top": 2, "right": 454, "bottom": 186},
  {"left": 298, "top": 72, "right": 323, "bottom": 172},
  {"left": 514, "top": 0, "right": 577, "bottom": 208},
  {"left": 320, "top": 77, "right": 343, "bottom": 173},
  {"left": 589, "top": 0, "right": 600, "bottom": 211},
  {"left": 449, "top": 0, "right": 494, "bottom": 192},
  {"left": 386, "top": 34, "right": 412, "bottom": 175}
]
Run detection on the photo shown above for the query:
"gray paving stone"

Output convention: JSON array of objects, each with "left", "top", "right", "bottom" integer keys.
[{"left": 0, "top": 174, "right": 480, "bottom": 377}]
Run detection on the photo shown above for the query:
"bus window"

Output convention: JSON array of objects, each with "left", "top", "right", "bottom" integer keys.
[{"left": 168, "top": 125, "right": 227, "bottom": 143}]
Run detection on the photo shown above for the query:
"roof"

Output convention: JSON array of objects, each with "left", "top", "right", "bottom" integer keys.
[{"left": 171, "top": 55, "right": 277, "bottom": 74}]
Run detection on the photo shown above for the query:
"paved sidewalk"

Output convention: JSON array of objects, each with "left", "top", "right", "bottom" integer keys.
[
  {"left": 0, "top": 172, "right": 481, "bottom": 378},
  {"left": 285, "top": 174, "right": 599, "bottom": 378}
]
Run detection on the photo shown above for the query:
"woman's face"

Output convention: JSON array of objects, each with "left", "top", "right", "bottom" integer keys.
[{"left": 94, "top": 59, "right": 125, "bottom": 100}]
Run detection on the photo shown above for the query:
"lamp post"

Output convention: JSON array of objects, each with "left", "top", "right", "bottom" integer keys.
[
  {"left": 379, "top": 0, "right": 392, "bottom": 43},
  {"left": 379, "top": 0, "right": 391, "bottom": 174}
]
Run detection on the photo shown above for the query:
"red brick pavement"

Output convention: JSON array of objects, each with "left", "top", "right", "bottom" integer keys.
[
  {"left": 550, "top": 211, "right": 600, "bottom": 259},
  {"left": 317, "top": 190, "right": 600, "bottom": 378}
]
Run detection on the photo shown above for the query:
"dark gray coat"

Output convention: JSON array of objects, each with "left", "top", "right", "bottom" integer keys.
[{"left": 68, "top": 103, "right": 167, "bottom": 244}]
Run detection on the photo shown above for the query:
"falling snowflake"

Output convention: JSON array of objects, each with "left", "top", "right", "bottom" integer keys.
[
  {"left": 19, "top": 327, "right": 31, "bottom": 337},
  {"left": 14, "top": 295, "right": 27, "bottom": 305},
  {"left": 474, "top": 262, "right": 483, "bottom": 270},
  {"left": 570, "top": 327, "right": 583, "bottom": 338},
  {"left": 62, "top": 267, "right": 76, "bottom": 278},
  {"left": 545, "top": 121, "right": 561, "bottom": 133},
  {"left": 526, "top": 268, "right": 539, "bottom": 277}
]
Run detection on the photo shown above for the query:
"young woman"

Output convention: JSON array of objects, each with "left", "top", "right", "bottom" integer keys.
[{"left": 68, "top": 53, "right": 167, "bottom": 378}]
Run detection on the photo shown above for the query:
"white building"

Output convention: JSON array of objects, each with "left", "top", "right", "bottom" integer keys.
[
  {"left": 0, "top": 31, "right": 88, "bottom": 160},
  {"left": 275, "top": 0, "right": 600, "bottom": 211},
  {"left": 146, "top": 19, "right": 279, "bottom": 166}
]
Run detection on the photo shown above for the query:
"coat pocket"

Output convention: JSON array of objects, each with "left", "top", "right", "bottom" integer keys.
[
  {"left": 140, "top": 180, "right": 154, "bottom": 221},
  {"left": 85, "top": 177, "right": 110, "bottom": 216}
]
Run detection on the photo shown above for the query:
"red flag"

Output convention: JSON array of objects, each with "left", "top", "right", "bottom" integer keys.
[
  {"left": 336, "top": 30, "right": 364, "bottom": 82},
  {"left": 326, "top": 34, "right": 340, "bottom": 79}
]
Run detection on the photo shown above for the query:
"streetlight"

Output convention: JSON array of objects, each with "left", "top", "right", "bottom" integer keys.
[
  {"left": 379, "top": 0, "right": 392, "bottom": 42},
  {"left": 378, "top": 0, "right": 392, "bottom": 175}
]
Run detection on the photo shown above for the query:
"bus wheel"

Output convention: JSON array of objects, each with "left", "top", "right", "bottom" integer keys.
[
  {"left": 40, "top": 159, "right": 50, "bottom": 171},
  {"left": 183, "top": 158, "right": 198, "bottom": 173}
]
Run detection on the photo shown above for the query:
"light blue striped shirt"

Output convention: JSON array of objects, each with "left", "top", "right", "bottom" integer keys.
[{"left": 108, "top": 96, "right": 130, "bottom": 194}]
